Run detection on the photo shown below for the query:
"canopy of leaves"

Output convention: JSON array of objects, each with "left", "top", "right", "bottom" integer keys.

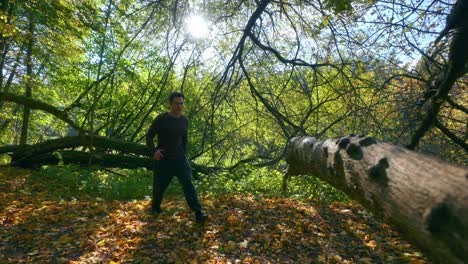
[{"left": 0, "top": 0, "right": 465, "bottom": 166}]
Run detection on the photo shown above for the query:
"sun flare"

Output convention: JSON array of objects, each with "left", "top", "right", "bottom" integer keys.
[{"left": 185, "top": 15, "right": 210, "bottom": 39}]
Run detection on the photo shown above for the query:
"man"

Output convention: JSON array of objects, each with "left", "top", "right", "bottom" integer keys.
[{"left": 146, "top": 92, "right": 208, "bottom": 223}]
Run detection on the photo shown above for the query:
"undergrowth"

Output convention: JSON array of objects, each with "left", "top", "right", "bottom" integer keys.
[{"left": 31, "top": 164, "right": 348, "bottom": 204}]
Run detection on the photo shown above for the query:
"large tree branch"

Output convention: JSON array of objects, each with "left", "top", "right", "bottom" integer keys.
[
  {"left": 9, "top": 150, "right": 216, "bottom": 176},
  {"left": 0, "top": 135, "right": 149, "bottom": 159},
  {"left": 409, "top": 0, "right": 468, "bottom": 149},
  {"left": 0, "top": 92, "right": 87, "bottom": 133}
]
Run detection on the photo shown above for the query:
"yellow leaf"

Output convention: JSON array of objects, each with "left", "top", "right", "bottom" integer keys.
[{"left": 366, "top": 240, "right": 378, "bottom": 249}]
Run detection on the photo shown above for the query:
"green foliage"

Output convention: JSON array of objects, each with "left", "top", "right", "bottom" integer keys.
[
  {"left": 0, "top": 0, "right": 464, "bottom": 201},
  {"left": 32, "top": 165, "right": 152, "bottom": 201},
  {"left": 1, "top": 0, "right": 461, "bottom": 164},
  {"left": 31, "top": 164, "right": 347, "bottom": 205},
  {"left": 324, "top": 0, "right": 353, "bottom": 13},
  {"left": 287, "top": 175, "right": 349, "bottom": 203},
  {"left": 0, "top": 154, "right": 11, "bottom": 165},
  {"left": 52, "top": 151, "right": 64, "bottom": 166},
  {"left": 196, "top": 166, "right": 348, "bottom": 204},
  {"left": 0, "top": 10, "right": 16, "bottom": 37}
]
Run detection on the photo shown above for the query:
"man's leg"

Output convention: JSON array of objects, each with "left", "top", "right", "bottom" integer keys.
[
  {"left": 176, "top": 159, "right": 202, "bottom": 212},
  {"left": 152, "top": 160, "right": 173, "bottom": 213}
]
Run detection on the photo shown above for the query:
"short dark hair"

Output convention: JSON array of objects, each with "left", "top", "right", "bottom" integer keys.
[{"left": 169, "top": 92, "right": 184, "bottom": 103}]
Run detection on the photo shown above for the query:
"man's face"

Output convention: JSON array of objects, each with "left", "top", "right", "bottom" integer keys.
[{"left": 170, "top": 96, "right": 184, "bottom": 115}]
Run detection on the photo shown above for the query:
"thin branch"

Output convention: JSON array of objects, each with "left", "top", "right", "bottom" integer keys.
[{"left": 435, "top": 119, "right": 468, "bottom": 151}]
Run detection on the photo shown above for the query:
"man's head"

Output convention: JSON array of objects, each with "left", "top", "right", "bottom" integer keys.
[{"left": 169, "top": 92, "right": 184, "bottom": 117}]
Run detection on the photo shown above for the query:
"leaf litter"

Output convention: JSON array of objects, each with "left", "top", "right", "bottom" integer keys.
[{"left": 0, "top": 167, "right": 429, "bottom": 263}]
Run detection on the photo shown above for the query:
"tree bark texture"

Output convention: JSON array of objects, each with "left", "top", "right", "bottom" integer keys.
[{"left": 285, "top": 135, "right": 468, "bottom": 264}]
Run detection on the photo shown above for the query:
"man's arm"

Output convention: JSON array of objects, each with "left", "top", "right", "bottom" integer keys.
[
  {"left": 146, "top": 115, "right": 160, "bottom": 156},
  {"left": 182, "top": 117, "right": 188, "bottom": 155}
]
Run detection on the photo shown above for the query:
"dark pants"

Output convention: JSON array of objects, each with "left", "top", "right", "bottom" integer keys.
[{"left": 152, "top": 158, "right": 202, "bottom": 212}]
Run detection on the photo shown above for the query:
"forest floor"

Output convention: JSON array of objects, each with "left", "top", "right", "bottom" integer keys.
[{"left": 0, "top": 166, "right": 430, "bottom": 264}]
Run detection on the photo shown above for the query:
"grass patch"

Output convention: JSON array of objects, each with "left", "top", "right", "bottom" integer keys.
[{"left": 32, "top": 164, "right": 152, "bottom": 201}]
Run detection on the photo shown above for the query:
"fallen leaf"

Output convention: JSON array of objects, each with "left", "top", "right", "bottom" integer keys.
[
  {"left": 58, "top": 234, "right": 73, "bottom": 244},
  {"left": 359, "top": 257, "right": 373, "bottom": 264},
  {"left": 239, "top": 239, "right": 248, "bottom": 249},
  {"left": 224, "top": 240, "right": 236, "bottom": 253},
  {"left": 366, "top": 240, "right": 378, "bottom": 249}
]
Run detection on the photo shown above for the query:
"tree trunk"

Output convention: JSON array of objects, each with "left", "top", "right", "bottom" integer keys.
[
  {"left": 19, "top": 13, "right": 34, "bottom": 145},
  {"left": 285, "top": 135, "right": 468, "bottom": 264},
  {"left": 408, "top": 0, "right": 468, "bottom": 149}
]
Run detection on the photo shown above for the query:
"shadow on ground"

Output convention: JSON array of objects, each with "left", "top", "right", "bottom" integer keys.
[{"left": 0, "top": 166, "right": 429, "bottom": 263}]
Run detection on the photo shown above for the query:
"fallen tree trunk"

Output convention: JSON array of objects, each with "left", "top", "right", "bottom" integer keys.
[
  {"left": 285, "top": 135, "right": 468, "bottom": 264},
  {"left": 12, "top": 150, "right": 153, "bottom": 169},
  {"left": 0, "top": 135, "right": 151, "bottom": 160},
  {"left": 1, "top": 136, "right": 218, "bottom": 176}
]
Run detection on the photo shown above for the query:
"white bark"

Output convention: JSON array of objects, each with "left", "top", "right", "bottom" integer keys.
[{"left": 285, "top": 135, "right": 468, "bottom": 264}]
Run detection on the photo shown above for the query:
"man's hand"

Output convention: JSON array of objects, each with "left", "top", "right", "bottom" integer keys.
[{"left": 153, "top": 149, "right": 165, "bottom": 160}]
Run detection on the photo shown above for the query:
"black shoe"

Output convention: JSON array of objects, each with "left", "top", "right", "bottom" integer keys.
[
  {"left": 195, "top": 211, "right": 208, "bottom": 223},
  {"left": 152, "top": 208, "right": 163, "bottom": 215}
]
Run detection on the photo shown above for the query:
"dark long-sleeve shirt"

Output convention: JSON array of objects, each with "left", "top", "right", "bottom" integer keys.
[{"left": 146, "top": 112, "right": 188, "bottom": 160}]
